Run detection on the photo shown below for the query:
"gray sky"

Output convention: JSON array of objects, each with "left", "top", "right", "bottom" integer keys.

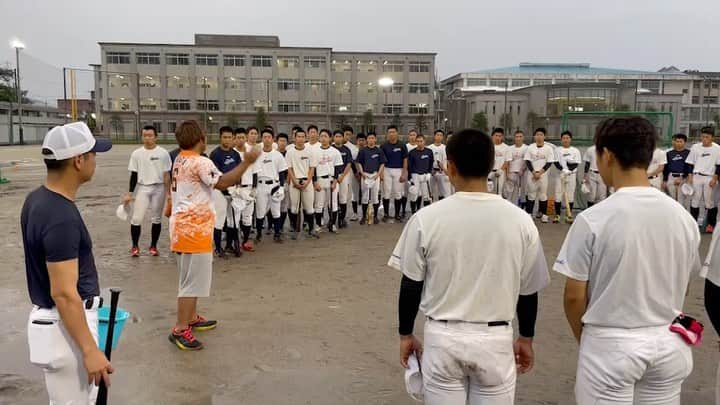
[{"left": 2, "top": 0, "right": 718, "bottom": 104}]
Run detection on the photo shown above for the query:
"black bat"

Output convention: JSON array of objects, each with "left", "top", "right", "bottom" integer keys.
[{"left": 97, "top": 288, "right": 121, "bottom": 405}]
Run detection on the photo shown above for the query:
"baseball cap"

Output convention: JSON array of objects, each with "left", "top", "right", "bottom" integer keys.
[{"left": 41, "top": 122, "right": 112, "bottom": 160}]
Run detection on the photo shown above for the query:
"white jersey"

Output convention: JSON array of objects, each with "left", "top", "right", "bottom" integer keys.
[
  {"left": 556, "top": 146, "right": 582, "bottom": 172},
  {"left": 388, "top": 192, "right": 550, "bottom": 322},
  {"left": 427, "top": 143, "right": 447, "bottom": 170},
  {"left": 257, "top": 149, "right": 288, "bottom": 182},
  {"left": 128, "top": 146, "right": 172, "bottom": 185},
  {"left": 647, "top": 148, "right": 668, "bottom": 175},
  {"left": 505, "top": 144, "right": 528, "bottom": 173},
  {"left": 493, "top": 143, "right": 509, "bottom": 171},
  {"left": 524, "top": 143, "right": 556, "bottom": 172},
  {"left": 306, "top": 142, "right": 322, "bottom": 154},
  {"left": 285, "top": 146, "right": 318, "bottom": 180},
  {"left": 345, "top": 141, "right": 359, "bottom": 160},
  {"left": 406, "top": 143, "right": 417, "bottom": 153},
  {"left": 315, "top": 145, "right": 343, "bottom": 178},
  {"left": 235, "top": 147, "right": 261, "bottom": 186},
  {"left": 584, "top": 146, "right": 599, "bottom": 172},
  {"left": 686, "top": 143, "right": 720, "bottom": 176},
  {"left": 554, "top": 187, "right": 700, "bottom": 328}
]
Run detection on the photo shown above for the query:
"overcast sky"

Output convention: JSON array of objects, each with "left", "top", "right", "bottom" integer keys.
[{"left": 1, "top": 0, "right": 718, "bottom": 104}]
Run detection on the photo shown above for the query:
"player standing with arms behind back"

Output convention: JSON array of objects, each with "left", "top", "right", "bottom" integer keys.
[
  {"left": 686, "top": 126, "right": 720, "bottom": 233},
  {"left": 555, "top": 117, "right": 700, "bottom": 404},
  {"left": 390, "top": 128, "right": 549, "bottom": 404},
  {"left": 122, "top": 125, "right": 171, "bottom": 257}
]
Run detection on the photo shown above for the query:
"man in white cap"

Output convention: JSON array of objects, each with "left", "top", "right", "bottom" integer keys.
[{"left": 21, "top": 122, "right": 113, "bottom": 403}]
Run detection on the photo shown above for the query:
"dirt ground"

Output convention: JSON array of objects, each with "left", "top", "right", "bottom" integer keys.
[{"left": 0, "top": 144, "right": 717, "bottom": 405}]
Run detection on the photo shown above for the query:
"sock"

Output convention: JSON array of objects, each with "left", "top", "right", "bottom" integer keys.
[
  {"left": 383, "top": 199, "right": 390, "bottom": 217},
  {"left": 439, "top": 196, "right": 444, "bottom": 200},
  {"left": 569, "top": 203, "right": 574, "bottom": 214},
  {"left": 373, "top": 203, "right": 380, "bottom": 221},
  {"left": 338, "top": 205, "right": 345, "bottom": 226},
  {"left": 424, "top": 200, "right": 431, "bottom": 207},
  {"left": 314, "top": 213, "right": 323, "bottom": 228},
  {"left": 226, "top": 227, "right": 238, "bottom": 248},
  {"left": 691, "top": 207, "right": 700, "bottom": 220},
  {"left": 213, "top": 229, "right": 222, "bottom": 251},
  {"left": 307, "top": 213, "right": 315, "bottom": 231},
  {"left": 279, "top": 211, "right": 287, "bottom": 230},
  {"left": 709, "top": 208, "right": 718, "bottom": 226},
  {"left": 587, "top": 201, "right": 595, "bottom": 207},
  {"left": 539, "top": 200, "right": 548, "bottom": 215},
  {"left": 554, "top": 202, "right": 562, "bottom": 217},
  {"left": 131, "top": 225, "right": 141, "bottom": 247},
  {"left": 352, "top": 201, "right": 358, "bottom": 214},
  {"left": 150, "top": 223, "right": 161, "bottom": 248},
  {"left": 241, "top": 225, "right": 251, "bottom": 244},
  {"left": 329, "top": 212, "right": 337, "bottom": 229},
  {"left": 525, "top": 200, "right": 535, "bottom": 214},
  {"left": 273, "top": 217, "right": 282, "bottom": 235},
  {"left": 361, "top": 204, "right": 368, "bottom": 219},
  {"left": 255, "top": 218, "right": 264, "bottom": 239},
  {"left": 289, "top": 212, "right": 298, "bottom": 231},
  {"left": 401, "top": 196, "right": 407, "bottom": 215},
  {"left": 394, "top": 199, "right": 402, "bottom": 217}
]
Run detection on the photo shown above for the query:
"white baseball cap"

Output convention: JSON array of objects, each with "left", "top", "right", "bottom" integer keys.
[{"left": 41, "top": 122, "right": 112, "bottom": 160}]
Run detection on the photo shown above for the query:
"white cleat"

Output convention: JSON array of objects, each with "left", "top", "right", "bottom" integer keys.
[{"left": 541, "top": 215, "right": 549, "bottom": 223}]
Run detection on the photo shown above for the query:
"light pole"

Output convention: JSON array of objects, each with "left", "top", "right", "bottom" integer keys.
[
  {"left": 11, "top": 38, "right": 25, "bottom": 145},
  {"left": 378, "top": 77, "right": 394, "bottom": 130}
]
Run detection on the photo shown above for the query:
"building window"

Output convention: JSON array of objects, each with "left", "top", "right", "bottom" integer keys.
[
  {"left": 467, "top": 79, "right": 486, "bottom": 86},
  {"left": 409, "top": 83, "right": 430, "bottom": 94},
  {"left": 251, "top": 55, "right": 273, "bottom": 67},
  {"left": 277, "top": 56, "right": 300, "bottom": 68},
  {"left": 517, "top": 104, "right": 521, "bottom": 115},
  {"left": 195, "top": 54, "right": 218, "bottom": 66},
  {"left": 278, "top": 80, "right": 300, "bottom": 91},
  {"left": 167, "top": 99, "right": 191, "bottom": 111},
  {"left": 713, "top": 82, "right": 719, "bottom": 89},
  {"left": 225, "top": 99, "right": 247, "bottom": 112},
  {"left": 152, "top": 122, "right": 162, "bottom": 133},
  {"left": 304, "top": 102, "right": 326, "bottom": 113},
  {"left": 166, "top": 53, "right": 190, "bottom": 65},
  {"left": 391, "top": 83, "right": 404, "bottom": 94},
  {"left": 692, "top": 96, "right": 700, "bottom": 104},
  {"left": 278, "top": 102, "right": 300, "bottom": 113},
  {"left": 304, "top": 56, "right": 326, "bottom": 69},
  {"left": 223, "top": 55, "right": 245, "bottom": 67},
  {"left": 106, "top": 52, "right": 130, "bottom": 64},
  {"left": 357, "top": 60, "right": 377, "bottom": 72},
  {"left": 358, "top": 82, "right": 376, "bottom": 94},
  {"left": 642, "top": 80, "right": 661, "bottom": 94},
  {"left": 305, "top": 79, "right": 326, "bottom": 88},
  {"left": 382, "top": 104, "right": 402, "bottom": 114},
  {"left": 707, "top": 96, "right": 719, "bottom": 104},
  {"left": 331, "top": 59, "right": 352, "bottom": 72},
  {"left": 409, "top": 62, "right": 430, "bottom": 73},
  {"left": 408, "top": 104, "right": 429, "bottom": 114},
  {"left": 334, "top": 81, "right": 352, "bottom": 94},
  {"left": 512, "top": 79, "right": 530, "bottom": 87},
  {"left": 493, "top": 104, "right": 496, "bottom": 115},
  {"left": 140, "top": 98, "right": 160, "bottom": 111},
  {"left": 382, "top": 61, "right": 404, "bottom": 72},
  {"left": 196, "top": 100, "right": 220, "bottom": 111},
  {"left": 332, "top": 104, "right": 351, "bottom": 112},
  {"left": 224, "top": 77, "right": 246, "bottom": 90},
  {"left": 136, "top": 52, "right": 160, "bottom": 65},
  {"left": 196, "top": 77, "right": 218, "bottom": 89},
  {"left": 489, "top": 79, "right": 508, "bottom": 88},
  {"left": 109, "top": 74, "right": 130, "bottom": 88},
  {"left": 167, "top": 75, "right": 190, "bottom": 89},
  {"left": 139, "top": 75, "right": 160, "bottom": 88},
  {"left": 167, "top": 122, "right": 177, "bottom": 134},
  {"left": 108, "top": 98, "right": 131, "bottom": 111},
  {"left": 693, "top": 81, "right": 701, "bottom": 89}
]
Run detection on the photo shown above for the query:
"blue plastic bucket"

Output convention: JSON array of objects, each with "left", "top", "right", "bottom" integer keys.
[{"left": 97, "top": 307, "right": 130, "bottom": 351}]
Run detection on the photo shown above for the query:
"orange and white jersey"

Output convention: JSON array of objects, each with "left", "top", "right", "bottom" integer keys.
[{"left": 170, "top": 150, "right": 221, "bottom": 253}]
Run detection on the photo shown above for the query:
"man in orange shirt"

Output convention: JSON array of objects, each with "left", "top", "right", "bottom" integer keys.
[{"left": 168, "top": 121, "right": 259, "bottom": 350}]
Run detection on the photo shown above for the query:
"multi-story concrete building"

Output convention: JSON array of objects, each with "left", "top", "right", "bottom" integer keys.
[
  {"left": 93, "top": 34, "right": 436, "bottom": 139},
  {"left": 440, "top": 63, "right": 708, "bottom": 143},
  {"left": 0, "top": 101, "right": 65, "bottom": 145},
  {"left": 682, "top": 70, "right": 720, "bottom": 135}
]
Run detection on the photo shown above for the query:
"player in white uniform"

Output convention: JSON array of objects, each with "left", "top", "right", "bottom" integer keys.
[
  {"left": 524, "top": 128, "right": 556, "bottom": 222},
  {"left": 343, "top": 127, "right": 361, "bottom": 221},
  {"left": 233, "top": 132, "right": 262, "bottom": 252},
  {"left": 555, "top": 117, "right": 700, "bottom": 404},
  {"left": 687, "top": 126, "right": 720, "bottom": 233},
  {"left": 428, "top": 130, "right": 451, "bottom": 201},
  {"left": 122, "top": 125, "right": 171, "bottom": 257},
  {"left": 490, "top": 128, "right": 509, "bottom": 196},
  {"left": 647, "top": 147, "right": 667, "bottom": 190},
  {"left": 701, "top": 225, "right": 720, "bottom": 405},
  {"left": 662, "top": 134, "right": 690, "bottom": 208},
  {"left": 552, "top": 131, "right": 582, "bottom": 223},
  {"left": 504, "top": 130, "right": 528, "bottom": 208},
  {"left": 276, "top": 133, "right": 291, "bottom": 232},
  {"left": 314, "top": 129, "right": 344, "bottom": 233},
  {"left": 332, "top": 130, "right": 353, "bottom": 229},
  {"left": 286, "top": 129, "right": 320, "bottom": 239},
  {"left": 254, "top": 128, "right": 289, "bottom": 243},
  {"left": 246, "top": 126, "right": 260, "bottom": 150},
  {"left": 583, "top": 145, "right": 608, "bottom": 206},
  {"left": 390, "top": 128, "right": 550, "bottom": 405},
  {"left": 306, "top": 124, "right": 322, "bottom": 154}
]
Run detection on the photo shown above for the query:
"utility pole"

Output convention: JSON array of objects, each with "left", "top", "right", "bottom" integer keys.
[
  {"left": 203, "top": 77, "right": 208, "bottom": 132},
  {"left": 135, "top": 74, "right": 141, "bottom": 140},
  {"left": 15, "top": 44, "right": 24, "bottom": 145},
  {"left": 62, "top": 67, "right": 68, "bottom": 123}
]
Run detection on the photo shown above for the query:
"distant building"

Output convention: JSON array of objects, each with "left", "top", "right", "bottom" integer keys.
[
  {"left": 57, "top": 98, "right": 95, "bottom": 118},
  {"left": 0, "top": 101, "right": 64, "bottom": 145}
]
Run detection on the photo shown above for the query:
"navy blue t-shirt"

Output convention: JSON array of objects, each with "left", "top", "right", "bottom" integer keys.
[
  {"left": 381, "top": 142, "right": 408, "bottom": 169},
  {"left": 408, "top": 148, "right": 434, "bottom": 175},
  {"left": 209, "top": 146, "right": 242, "bottom": 173},
  {"left": 356, "top": 146, "right": 387, "bottom": 173},
  {"left": 21, "top": 187, "right": 100, "bottom": 308},
  {"left": 664, "top": 149, "right": 690, "bottom": 177}
]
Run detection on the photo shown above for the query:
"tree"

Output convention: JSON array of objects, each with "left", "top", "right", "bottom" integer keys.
[
  {"left": 415, "top": 114, "right": 428, "bottom": 134},
  {"left": 470, "top": 112, "right": 488, "bottom": 132},
  {"left": 362, "top": 109, "right": 375, "bottom": 133},
  {"left": 109, "top": 114, "right": 123, "bottom": 138},
  {"left": 85, "top": 113, "right": 97, "bottom": 133},
  {"left": 0, "top": 67, "right": 30, "bottom": 103},
  {"left": 226, "top": 114, "right": 239, "bottom": 130},
  {"left": 255, "top": 107, "right": 267, "bottom": 130},
  {"left": 499, "top": 113, "right": 513, "bottom": 131},
  {"left": 526, "top": 111, "right": 539, "bottom": 133},
  {"left": 616, "top": 104, "right": 632, "bottom": 112}
]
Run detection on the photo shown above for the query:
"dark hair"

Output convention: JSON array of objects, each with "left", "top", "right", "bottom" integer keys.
[
  {"left": 264, "top": 125, "right": 274, "bottom": 131},
  {"left": 514, "top": 130, "right": 525, "bottom": 136},
  {"left": 594, "top": 117, "right": 656, "bottom": 170},
  {"left": 408, "top": 129, "right": 418, "bottom": 135},
  {"left": 561, "top": 130, "right": 572, "bottom": 138},
  {"left": 415, "top": 133, "right": 425, "bottom": 139},
  {"left": 367, "top": 131, "right": 377, "bottom": 138},
  {"left": 333, "top": 129, "right": 344, "bottom": 136},
  {"left": 307, "top": 124, "right": 319, "bottom": 133},
  {"left": 42, "top": 148, "right": 73, "bottom": 171},
  {"left": 219, "top": 126, "right": 234, "bottom": 136},
  {"left": 176, "top": 120, "right": 205, "bottom": 150},
  {"left": 491, "top": 127, "right": 504, "bottom": 135},
  {"left": 342, "top": 125, "right": 354, "bottom": 134},
  {"left": 261, "top": 128, "right": 274, "bottom": 137},
  {"left": 434, "top": 129, "right": 445, "bottom": 136},
  {"left": 246, "top": 126, "right": 258, "bottom": 134},
  {"left": 356, "top": 132, "right": 367, "bottom": 140},
  {"left": 319, "top": 128, "right": 331, "bottom": 137},
  {"left": 701, "top": 126, "right": 715, "bottom": 136},
  {"left": 291, "top": 126, "right": 303, "bottom": 133},
  {"left": 672, "top": 133, "right": 688, "bottom": 142},
  {"left": 142, "top": 125, "right": 157, "bottom": 136},
  {"left": 534, "top": 128, "right": 547, "bottom": 135},
  {"left": 446, "top": 129, "right": 493, "bottom": 178},
  {"left": 295, "top": 129, "right": 306, "bottom": 137},
  {"left": 387, "top": 125, "right": 398, "bottom": 132},
  {"left": 278, "top": 133, "right": 289, "bottom": 141},
  {"left": 235, "top": 127, "right": 247, "bottom": 135}
]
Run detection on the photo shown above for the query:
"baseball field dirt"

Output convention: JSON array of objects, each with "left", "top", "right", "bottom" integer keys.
[{"left": 0, "top": 145, "right": 717, "bottom": 404}]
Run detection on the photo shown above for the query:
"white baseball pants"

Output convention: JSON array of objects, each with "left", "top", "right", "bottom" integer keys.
[
  {"left": 230, "top": 187, "right": 255, "bottom": 227},
  {"left": 281, "top": 183, "right": 290, "bottom": 213},
  {"left": 256, "top": 181, "right": 281, "bottom": 219},
  {"left": 383, "top": 168, "right": 404, "bottom": 200},
  {"left": 554, "top": 172, "right": 577, "bottom": 203},
  {"left": 526, "top": 173, "right": 549, "bottom": 201},
  {"left": 131, "top": 184, "right": 165, "bottom": 225},
  {"left": 314, "top": 177, "right": 339, "bottom": 213},
  {"left": 212, "top": 190, "right": 233, "bottom": 229},
  {"left": 431, "top": 171, "right": 451, "bottom": 201},
  {"left": 361, "top": 174, "right": 381, "bottom": 205},
  {"left": 27, "top": 301, "right": 100, "bottom": 404},
  {"left": 337, "top": 174, "right": 351, "bottom": 204},
  {"left": 691, "top": 175, "right": 715, "bottom": 209},
  {"left": 505, "top": 172, "right": 525, "bottom": 205},
  {"left": 586, "top": 171, "right": 607, "bottom": 203},
  {"left": 648, "top": 175, "right": 663, "bottom": 190},
  {"left": 422, "top": 319, "right": 516, "bottom": 405},
  {"left": 351, "top": 174, "right": 361, "bottom": 203},
  {"left": 575, "top": 325, "right": 692, "bottom": 405},
  {"left": 410, "top": 173, "right": 432, "bottom": 203},
  {"left": 289, "top": 180, "right": 315, "bottom": 215},
  {"left": 489, "top": 170, "right": 506, "bottom": 196},
  {"left": 665, "top": 174, "right": 688, "bottom": 208}
]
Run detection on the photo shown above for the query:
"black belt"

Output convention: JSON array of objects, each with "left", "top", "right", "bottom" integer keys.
[
  {"left": 591, "top": 170, "right": 599, "bottom": 173},
  {"left": 670, "top": 173, "right": 684, "bottom": 177},
  {"left": 260, "top": 180, "right": 276, "bottom": 185},
  {"left": 648, "top": 175, "right": 658, "bottom": 179},
  {"left": 319, "top": 175, "right": 330, "bottom": 179},
  {"left": 429, "top": 317, "right": 509, "bottom": 327},
  {"left": 695, "top": 173, "right": 711, "bottom": 177},
  {"left": 241, "top": 184, "right": 252, "bottom": 188}
]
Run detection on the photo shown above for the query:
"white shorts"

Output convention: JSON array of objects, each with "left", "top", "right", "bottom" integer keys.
[
  {"left": 526, "top": 172, "right": 549, "bottom": 201},
  {"left": 692, "top": 174, "right": 715, "bottom": 209},
  {"left": 177, "top": 252, "right": 213, "bottom": 298},
  {"left": 648, "top": 175, "right": 662, "bottom": 190},
  {"left": 575, "top": 325, "right": 692, "bottom": 405},
  {"left": 131, "top": 184, "right": 165, "bottom": 225},
  {"left": 27, "top": 300, "right": 100, "bottom": 404},
  {"left": 409, "top": 173, "right": 432, "bottom": 202},
  {"left": 422, "top": 319, "right": 515, "bottom": 405},
  {"left": 383, "top": 167, "right": 404, "bottom": 200}
]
